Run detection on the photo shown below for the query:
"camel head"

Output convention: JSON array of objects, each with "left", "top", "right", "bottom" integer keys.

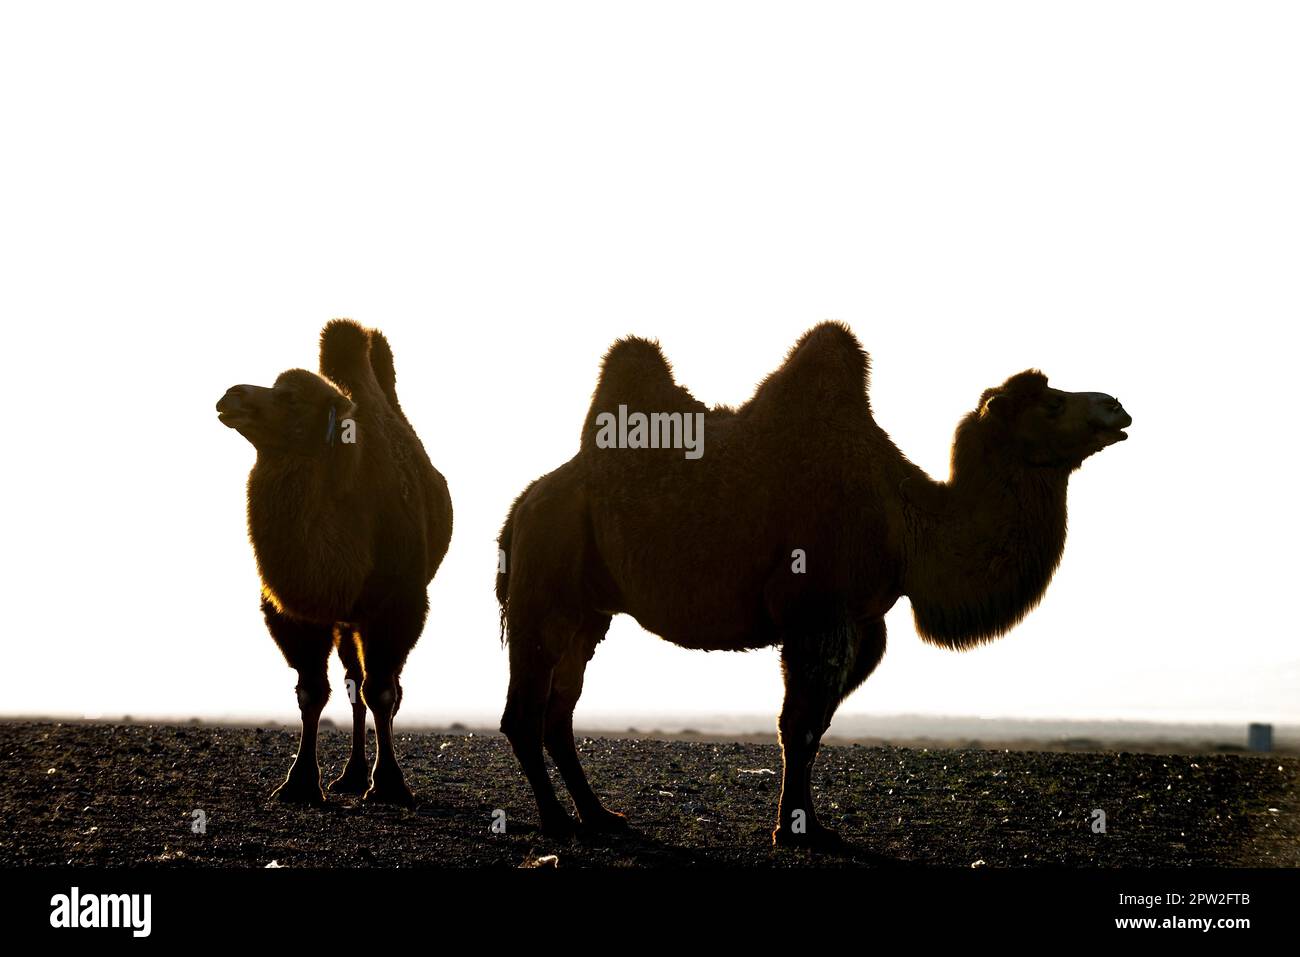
[
  {"left": 216, "top": 369, "right": 356, "bottom": 455},
  {"left": 960, "top": 369, "right": 1132, "bottom": 472}
]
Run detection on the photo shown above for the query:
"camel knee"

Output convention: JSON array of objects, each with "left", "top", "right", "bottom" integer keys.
[
  {"left": 295, "top": 674, "right": 330, "bottom": 714},
  {"left": 543, "top": 700, "right": 574, "bottom": 734},
  {"left": 501, "top": 684, "right": 554, "bottom": 749},
  {"left": 501, "top": 646, "right": 555, "bottom": 742},
  {"left": 778, "top": 713, "right": 833, "bottom": 774},
  {"left": 361, "top": 675, "right": 397, "bottom": 715},
  {"left": 778, "top": 693, "right": 830, "bottom": 739},
  {"left": 500, "top": 701, "right": 537, "bottom": 745},
  {"left": 543, "top": 716, "right": 575, "bottom": 756}
]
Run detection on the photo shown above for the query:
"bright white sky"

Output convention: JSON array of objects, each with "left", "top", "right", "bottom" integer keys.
[{"left": 1, "top": 2, "right": 1296, "bottom": 730}]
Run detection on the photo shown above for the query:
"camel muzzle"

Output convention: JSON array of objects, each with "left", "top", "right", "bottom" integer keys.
[
  {"left": 1083, "top": 393, "right": 1132, "bottom": 445},
  {"left": 216, "top": 384, "right": 269, "bottom": 427}
]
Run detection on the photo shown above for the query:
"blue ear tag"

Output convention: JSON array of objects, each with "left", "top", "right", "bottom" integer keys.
[{"left": 326, "top": 405, "right": 337, "bottom": 446}]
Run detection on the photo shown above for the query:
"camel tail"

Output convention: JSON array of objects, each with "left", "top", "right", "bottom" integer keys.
[
  {"left": 495, "top": 528, "right": 511, "bottom": 647},
  {"left": 495, "top": 477, "right": 545, "bottom": 647},
  {"left": 495, "top": 495, "right": 518, "bottom": 646}
]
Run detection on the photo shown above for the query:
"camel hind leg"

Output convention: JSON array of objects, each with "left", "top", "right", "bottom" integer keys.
[
  {"left": 773, "top": 616, "right": 886, "bottom": 849},
  {"left": 498, "top": 461, "right": 606, "bottom": 839},
  {"left": 262, "top": 598, "right": 333, "bottom": 806},
  {"left": 543, "top": 615, "right": 627, "bottom": 833},
  {"left": 500, "top": 620, "right": 574, "bottom": 839},
  {"left": 329, "top": 626, "right": 370, "bottom": 795}
]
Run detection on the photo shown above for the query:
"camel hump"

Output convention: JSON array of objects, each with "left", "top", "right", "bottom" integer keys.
[
  {"left": 581, "top": 336, "right": 708, "bottom": 449},
  {"left": 748, "top": 320, "right": 872, "bottom": 415},
  {"left": 597, "top": 336, "right": 679, "bottom": 396},
  {"left": 319, "top": 318, "right": 383, "bottom": 401},
  {"left": 366, "top": 328, "right": 406, "bottom": 419}
]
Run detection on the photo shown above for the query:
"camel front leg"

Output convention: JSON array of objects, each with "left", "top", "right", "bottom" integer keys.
[
  {"left": 773, "top": 617, "right": 886, "bottom": 848},
  {"left": 263, "top": 600, "right": 333, "bottom": 806}
]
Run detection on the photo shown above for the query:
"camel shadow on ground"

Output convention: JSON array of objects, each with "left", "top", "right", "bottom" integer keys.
[{"left": 531, "top": 821, "right": 921, "bottom": 868}]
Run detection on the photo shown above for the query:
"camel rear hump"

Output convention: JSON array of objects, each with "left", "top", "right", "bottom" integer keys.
[
  {"left": 743, "top": 321, "right": 873, "bottom": 423},
  {"left": 365, "top": 329, "right": 407, "bottom": 422}
]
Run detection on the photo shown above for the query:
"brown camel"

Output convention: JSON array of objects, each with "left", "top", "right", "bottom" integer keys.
[
  {"left": 497, "top": 322, "right": 1131, "bottom": 847},
  {"left": 217, "top": 319, "right": 452, "bottom": 807}
]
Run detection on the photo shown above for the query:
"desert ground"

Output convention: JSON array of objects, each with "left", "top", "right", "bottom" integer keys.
[{"left": 2, "top": 720, "right": 1295, "bottom": 868}]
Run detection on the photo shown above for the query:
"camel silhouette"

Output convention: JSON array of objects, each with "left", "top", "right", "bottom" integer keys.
[
  {"left": 218, "top": 320, "right": 452, "bottom": 807},
  {"left": 496, "top": 322, "right": 1130, "bottom": 847}
]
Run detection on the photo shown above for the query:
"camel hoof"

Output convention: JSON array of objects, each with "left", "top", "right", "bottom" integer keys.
[
  {"left": 271, "top": 778, "right": 326, "bottom": 806},
  {"left": 772, "top": 823, "right": 847, "bottom": 852},
  {"left": 362, "top": 782, "right": 418, "bottom": 808},
  {"left": 329, "top": 767, "right": 371, "bottom": 795},
  {"left": 578, "top": 807, "right": 630, "bottom": 834}
]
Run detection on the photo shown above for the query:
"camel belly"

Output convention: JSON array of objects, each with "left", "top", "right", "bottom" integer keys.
[
  {"left": 611, "top": 578, "right": 778, "bottom": 651},
  {"left": 638, "top": 616, "right": 781, "bottom": 652}
]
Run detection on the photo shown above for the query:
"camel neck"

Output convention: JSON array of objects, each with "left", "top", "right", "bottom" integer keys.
[
  {"left": 901, "top": 464, "right": 1070, "bottom": 649},
  {"left": 249, "top": 448, "right": 362, "bottom": 520}
]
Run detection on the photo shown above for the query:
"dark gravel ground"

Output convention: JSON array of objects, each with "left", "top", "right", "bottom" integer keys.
[{"left": 2, "top": 721, "right": 1295, "bottom": 868}]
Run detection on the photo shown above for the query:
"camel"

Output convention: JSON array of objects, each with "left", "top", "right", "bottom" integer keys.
[
  {"left": 217, "top": 320, "right": 452, "bottom": 807},
  {"left": 496, "top": 322, "right": 1131, "bottom": 847}
]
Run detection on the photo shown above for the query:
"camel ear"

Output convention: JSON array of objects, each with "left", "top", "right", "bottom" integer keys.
[{"left": 981, "top": 392, "right": 1009, "bottom": 419}]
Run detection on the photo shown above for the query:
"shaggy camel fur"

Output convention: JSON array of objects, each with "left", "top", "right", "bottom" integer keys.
[
  {"left": 497, "top": 322, "right": 1130, "bottom": 847},
  {"left": 217, "top": 320, "right": 452, "bottom": 807}
]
